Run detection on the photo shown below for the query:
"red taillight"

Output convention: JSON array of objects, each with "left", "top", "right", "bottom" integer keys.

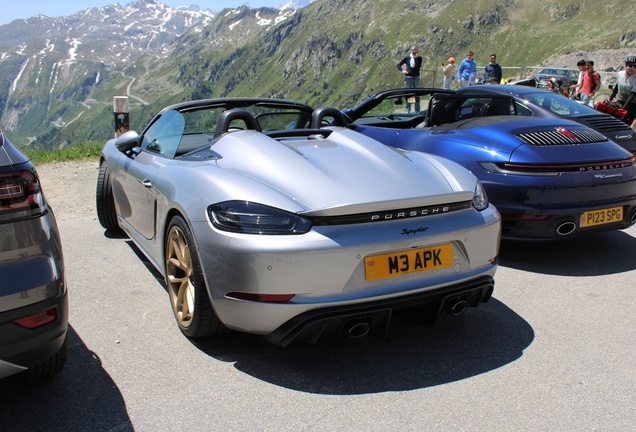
[
  {"left": 14, "top": 308, "right": 57, "bottom": 328},
  {"left": 0, "top": 170, "right": 44, "bottom": 222},
  {"left": 226, "top": 292, "right": 295, "bottom": 302}
]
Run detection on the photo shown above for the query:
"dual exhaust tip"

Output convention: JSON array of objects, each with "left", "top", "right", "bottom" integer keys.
[
  {"left": 342, "top": 297, "right": 470, "bottom": 339},
  {"left": 343, "top": 318, "right": 372, "bottom": 339}
]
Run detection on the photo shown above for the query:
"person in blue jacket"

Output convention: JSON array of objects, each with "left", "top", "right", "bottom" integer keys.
[{"left": 457, "top": 51, "right": 476, "bottom": 87}]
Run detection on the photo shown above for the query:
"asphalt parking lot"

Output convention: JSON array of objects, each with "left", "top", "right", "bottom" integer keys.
[{"left": 1, "top": 162, "right": 635, "bottom": 431}]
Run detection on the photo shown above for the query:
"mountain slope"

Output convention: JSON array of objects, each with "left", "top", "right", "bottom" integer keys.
[{"left": 1, "top": 0, "right": 635, "bottom": 149}]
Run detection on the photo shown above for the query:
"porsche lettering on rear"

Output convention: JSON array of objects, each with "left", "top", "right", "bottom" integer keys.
[{"left": 371, "top": 206, "right": 450, "bottom": 221}]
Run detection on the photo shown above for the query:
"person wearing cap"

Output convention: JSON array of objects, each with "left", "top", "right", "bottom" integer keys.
[
  {"left": 442, "top": 57, "right": 456, "bottom": 89},
  {"left": 484, "top": 53, "right": 502, "bottom": 84},
  {"left": 397, "top": 45, "right": 423, "bottom": 111},
  {"left": 457, "top": 51, "right": 477, "bottom": 87},
  {"left": 609, "top": 56, "right": 636, "bottom": 127}
]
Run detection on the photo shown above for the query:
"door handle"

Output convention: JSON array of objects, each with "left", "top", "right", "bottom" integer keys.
[{"left": 142, "top": 179, "right": 152, "bottom": 188}]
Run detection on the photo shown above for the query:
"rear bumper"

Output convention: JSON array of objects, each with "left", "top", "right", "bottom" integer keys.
[
  {"left": 264, "top": 275, "right": 494, "bottom": 347},
  {"left": 0, "top": 292, "right": 68, "bottom": 379},
  {"left": 500, "top": 201, "right": 636, "bottom": 241}
]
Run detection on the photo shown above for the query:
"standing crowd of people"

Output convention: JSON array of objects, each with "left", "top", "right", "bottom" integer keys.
[
  {"left": 396, "top": 46, "right": 636, "bottom": 129},
  {"left": 396, "top": 49, "right": 502, "bottom": 91}
]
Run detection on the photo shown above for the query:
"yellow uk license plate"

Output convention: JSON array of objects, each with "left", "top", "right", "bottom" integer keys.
[
  {"left": 364, "top": 244, "right": 454, "bottom": 281},
  {"left": 579, "top": 206, "right": 623, "bottom": 228}
]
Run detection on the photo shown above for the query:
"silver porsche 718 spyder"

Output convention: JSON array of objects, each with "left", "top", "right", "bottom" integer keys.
[{"left": 96, "top": 98, "right": 501, "bottom": 346}]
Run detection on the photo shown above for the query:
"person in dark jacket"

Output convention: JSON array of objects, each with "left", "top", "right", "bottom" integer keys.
[
  {"left": 397, "top": 45, "right": 422, "bottom": 111},
  {"left": 484, "top": 53, "right": 502, "bottom": 84}
]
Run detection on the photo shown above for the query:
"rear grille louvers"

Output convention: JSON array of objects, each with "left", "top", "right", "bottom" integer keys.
[
  {"left": 514, "top": 128, "right": 608, "bottom": 146},
  {"left": 575, "top": 115, "right": 632, "bottom": 132}
]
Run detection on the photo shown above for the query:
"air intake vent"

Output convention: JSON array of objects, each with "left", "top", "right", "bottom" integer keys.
[
  {"left": 575, "top": 115, "right": 632, "bottom": 132},
  {"left": 514, "top": 127, "right": 608, "bottom": 146}
]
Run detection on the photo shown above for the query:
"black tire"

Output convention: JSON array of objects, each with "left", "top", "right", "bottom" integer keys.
[
  {"left": 96, "top": 162, "right": 121, "bottom": 232},
  {"left": 165, "top": 216, "right": 225, "bottom": 338},
  {"left": 25, "top": 334, "right": 68, "bottom": 381}
]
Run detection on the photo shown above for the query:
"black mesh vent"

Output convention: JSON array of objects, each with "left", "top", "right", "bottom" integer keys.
[
  {"left": 514, "top": 128, "right": 608, "bottom": 146},
  {"left": 574, "top": 115, "right": 632, "bottom": 132}
]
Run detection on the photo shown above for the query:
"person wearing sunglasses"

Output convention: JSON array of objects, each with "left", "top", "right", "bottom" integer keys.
[{"left": 609, "top": 56, "right": 636, "bottom": 127}]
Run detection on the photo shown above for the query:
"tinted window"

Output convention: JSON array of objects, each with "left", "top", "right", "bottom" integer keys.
[
  {"left": 514, "top": 102, "right": 533, "bottom": 116},
  {"left": 520, "top": 93, "right": 598, "bottom": 116}
]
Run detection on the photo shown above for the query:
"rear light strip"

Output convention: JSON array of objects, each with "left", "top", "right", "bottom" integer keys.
[
  {"left": 226, "top": 292, "right": 295, "bottom": 302},
  {"left": 503, "top": 157, "right": 634, "bottom": 173},
  {"left": 0, "top": 170, "right": 44, "bottom": 222},
  {"left": 14, "top": 308, "right": 57, "bottom": 328}
]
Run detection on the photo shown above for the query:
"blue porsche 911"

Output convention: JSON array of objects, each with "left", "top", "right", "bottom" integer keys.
[{"left": 343, "top": 88, "right": 636, "bottom": 241}]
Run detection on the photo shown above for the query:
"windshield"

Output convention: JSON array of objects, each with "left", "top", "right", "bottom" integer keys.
[
  {"left": 141, "top": 104, "right": 312, "bottom": 158},
  {"left": 518, "top": 92, "right": 598, "bottom": 116},
  {"left": 359, "top": 95, "right": 433, "bottom": 117}
]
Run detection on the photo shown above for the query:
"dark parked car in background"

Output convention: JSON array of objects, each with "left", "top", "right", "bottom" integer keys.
[
  {"left": 0, "top": 129, "right": 68, "bottom": 380},
  {"left": 532, "top": 67, "right": 579, "bottom": 90},
  {"left": 458, "top": 85, "right": 636, "bottom": 154}
]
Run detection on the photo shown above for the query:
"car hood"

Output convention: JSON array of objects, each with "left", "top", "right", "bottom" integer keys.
[{"left": 213, "top": 128, "right": 477, "bottom": 216}]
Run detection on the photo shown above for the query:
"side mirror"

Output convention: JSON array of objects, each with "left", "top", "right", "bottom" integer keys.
[
  {"left": 115, "top": 130, "right": 140, "bottom": 153},
  {"left": 394, "top": 98, "right": 403, "bottom": 106}
]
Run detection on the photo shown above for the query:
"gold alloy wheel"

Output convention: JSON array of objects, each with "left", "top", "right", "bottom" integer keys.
[{"left": 166, "top": 225, "right": 195, "bottom": 328}]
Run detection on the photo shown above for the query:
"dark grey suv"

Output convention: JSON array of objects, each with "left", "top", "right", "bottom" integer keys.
[{"left": 0, "top": 129, "right": 68, "bottom": 380}]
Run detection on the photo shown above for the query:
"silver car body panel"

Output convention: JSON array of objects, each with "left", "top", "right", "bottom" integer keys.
[
  {"left": 102, "top": 123, "right": 500, "bottom": 335},
  {"left": 0, "top": 213, "right": 65, "bottom": 313}
]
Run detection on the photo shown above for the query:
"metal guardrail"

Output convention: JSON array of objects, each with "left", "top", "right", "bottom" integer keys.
[{"left": 414, "top": 66, "right": 618, "bottom": 90}]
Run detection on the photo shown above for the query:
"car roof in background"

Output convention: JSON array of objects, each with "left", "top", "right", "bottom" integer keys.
[
  {"left": 537, "top": 67, "right": 577, "bottom": 72},
  {"left": 460, "top": 84, "right": 577, "bottom": 98},
  {"left": 458, "top": 85, "right": 602, "bottom": 115}
]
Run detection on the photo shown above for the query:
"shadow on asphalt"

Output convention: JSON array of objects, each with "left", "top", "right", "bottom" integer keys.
[
  {"left": 499, "top": 229, "right": 636, "bottom": 276},
  {"left": 0, "top": 326, "right": 132, "bottom": 432},
  {"left": 124, "top": 240, "right": 165, "bottom": 287},
  {"left": 190, "top": 298, "right": 533, "bottom": 395},
  {"left": 116, "top": 226, "right": 535, "bottom": 395}
]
